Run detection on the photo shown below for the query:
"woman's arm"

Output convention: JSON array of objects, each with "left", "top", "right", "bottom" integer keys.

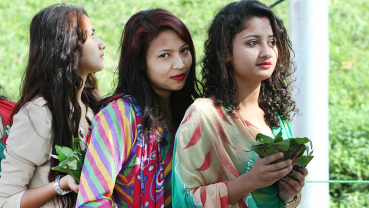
[
  {"left": 20, "top": 175, "right": 79, "bottom": 208},
  {"left": 77, "top": 99, "right": 133, "bottom": 207},
  {"left": 0, "top": 100, "right": 76, "bottom": 208}
]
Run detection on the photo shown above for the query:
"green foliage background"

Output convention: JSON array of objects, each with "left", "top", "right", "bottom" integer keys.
[{"left": 0, "top": 0, "right": 368, "bottom": 207}]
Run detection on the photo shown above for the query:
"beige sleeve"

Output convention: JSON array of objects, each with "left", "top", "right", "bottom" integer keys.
[{"left": 0, "top": 101, "right": 52, "bottom": 208}]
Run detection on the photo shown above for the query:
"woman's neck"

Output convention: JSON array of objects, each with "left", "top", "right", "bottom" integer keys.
[
  {"left": 77, "top": 74, "right": 87, "bottom": 104},
  {"left": 157, "top": 93, "right": 171, "bottom": 115},
  {"left": 157, "top": 93, "right": 176, "bottom": 133},
  {"left": 236, "top": 80, "right": 261, "bottom": 110}
]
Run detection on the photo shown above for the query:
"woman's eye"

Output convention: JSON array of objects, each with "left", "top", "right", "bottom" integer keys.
[
  {"left": 159, "top": 53, "right": 169, "bottom": 58},
  {"left": 181, "top": 47, "right": 190, "bottom": 53},
  {"left": 91, "top": 33, "right": 95, "bottom": 37},
  {"left": 269, "top": 40, "right": 276, "bottom": 46},
  {"left": 247, "top": 40, "right": 258, "bottom": 46}
]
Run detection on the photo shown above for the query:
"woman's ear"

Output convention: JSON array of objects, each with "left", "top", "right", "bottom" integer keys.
[{"left": 224, "top": 50, "right": 232, "bottom": 62}]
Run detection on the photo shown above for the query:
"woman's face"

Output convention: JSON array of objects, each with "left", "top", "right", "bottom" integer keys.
[
  {"left": 230, "top": 17, "right": 278, "bottom": 85},
  {"left": 146, "top": 29, "right": 192, "bottom": 98},
  {"left": 79, "top": 15, "right": 106, "bottom": 77}
]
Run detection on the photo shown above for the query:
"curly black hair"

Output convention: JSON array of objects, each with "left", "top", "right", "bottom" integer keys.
[{"left": 201, "top": 0, "right": 298, "bottom": 127}]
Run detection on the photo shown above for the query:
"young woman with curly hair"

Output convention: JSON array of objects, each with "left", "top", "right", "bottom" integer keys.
[
  {"left": 172, "top": 0, "right": 307, "bottom": 207},
  {"left": 0, "top": 4, "right": 106, "bottom": 208},
  {"left": 76, "top": 8, "right": 202, "bottom": 208}
]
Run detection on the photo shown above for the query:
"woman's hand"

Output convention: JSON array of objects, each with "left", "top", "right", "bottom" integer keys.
[
  {"left": 278, "top": 167, "right": 308, "bottom": 204},
  {"left": 227, "top": 152, "right": 293, "bottom": 205},
  {"left": 248, "top": 152, "right": 293, "bottom": 190},
  {"left": 60, "top": 175, "right": 80, "bottom": 193}
]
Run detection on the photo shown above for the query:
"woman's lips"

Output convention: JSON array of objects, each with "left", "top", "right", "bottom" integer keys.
[
  {"left": 257, "top": 61, "right": 272, "bottom": 69},
  {"left": 100, "top": 54, "right": 104, "bottom": 59},
  {"left": 171, "top": 73, "right": 186, "bottom": 81}
]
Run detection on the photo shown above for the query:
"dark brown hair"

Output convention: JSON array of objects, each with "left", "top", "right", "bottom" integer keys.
[
  {"left": 10, "top": 4, "right": 99, "bottom": 207},
  {"left": 202, "top": 0, "right": 298, "bottom": 127},
  {"left": 100, "top": 8, "right": 202, "bottom": 139}
]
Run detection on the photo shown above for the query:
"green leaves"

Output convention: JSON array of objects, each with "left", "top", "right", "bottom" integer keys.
[
  {"left": 55, "top": 146, "right": 73, "bottom": 162},
  {"left": 295, "top": 155, "right": 314, "bottom": 167},
  {"left": 246, "top": 130, "right": 314, "bottom": 166},
  {"left": 50, "top": 138, "right": 87, "bottom": 184},
  {"left": 256, "top": 133, "right": 274, "bottom": 145}
]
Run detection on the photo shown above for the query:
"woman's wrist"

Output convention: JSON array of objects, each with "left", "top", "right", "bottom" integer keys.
[
  {"left": 54, "top": 175, "right": 72, "bottom": 196},
  {"left": 282, "top": 195, "right": 297, "bottom": 205},
  {"left": 227, "top": 172, "right": 258, "bottom": 205},
  {"left": 281, "top": 195, "right": 295, "bottom": 203},
  {"left": 241, "top": 171, "right": 259, "bottom": 192},
  {"left": 58, "top": 175, "right": 68, "bottom": 190},
  {"left": 283, "top": 193, "right": 301, "bottom": 208}
]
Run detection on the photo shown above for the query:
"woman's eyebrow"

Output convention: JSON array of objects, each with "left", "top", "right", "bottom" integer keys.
[
  {"left": 158, "top": 43, "right": 188, "bottom": 52},
  {"left": 243, "top": 35, "right": 275, "bottom": 39}
]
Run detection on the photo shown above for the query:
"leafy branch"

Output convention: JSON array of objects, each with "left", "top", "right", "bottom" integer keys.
[
  {"left": 50, "top": 138, "right": 87, "bottom": 184},
  {"left": 246, "top": 130, "right": 314, "bottom": 175}
]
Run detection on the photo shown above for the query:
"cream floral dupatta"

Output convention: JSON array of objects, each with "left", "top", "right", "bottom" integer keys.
[{"left": 172, "top": 98, "right": 292, "bottom": 208}]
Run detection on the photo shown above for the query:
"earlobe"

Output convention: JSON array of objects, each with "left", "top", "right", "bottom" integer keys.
[{"left": 224, "top": 50, "right": 232, "bottom": 62}]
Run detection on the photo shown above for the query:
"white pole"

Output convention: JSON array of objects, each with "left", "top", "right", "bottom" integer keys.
[{"left": 289, "top": 0, "right": 329, "bottom": 207}]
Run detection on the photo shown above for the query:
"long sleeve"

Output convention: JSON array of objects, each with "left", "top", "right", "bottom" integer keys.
[
  {"left": 77, "top": 98, "right": 136, "bottom": 208},
  {"left": 0, "top": 98, "right": 52, "bottom": 208},
  {"left": 172, "top": 99, "right": 238, "bottom": 208}
]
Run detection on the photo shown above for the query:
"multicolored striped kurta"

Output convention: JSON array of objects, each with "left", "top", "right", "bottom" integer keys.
[{"left": 77, "top": 95, "right": 174, "bottom": 208}]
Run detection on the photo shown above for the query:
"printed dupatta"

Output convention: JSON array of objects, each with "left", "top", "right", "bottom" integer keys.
[
  {"left": 172, "top": 98, "right": 292, "bottom": 208},
  {"left": 133, "top": 124, "right": 173, "bottom": 208}
]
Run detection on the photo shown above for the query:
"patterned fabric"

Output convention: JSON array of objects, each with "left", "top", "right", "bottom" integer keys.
[
  {"left": 0, "top": 100, "right": 16, "bottom": 145},
  {"left": 77, "top": 95, "right": 174, "bottom": 208},
  {"left": 172, "top": 98, "right": 293, "bottom": 208},
  {"left": 0, "top": 100, "right": 16, "bottom": 174}
]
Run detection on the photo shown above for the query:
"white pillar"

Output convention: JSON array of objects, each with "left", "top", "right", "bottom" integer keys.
[{"left": 289, "top": 0, "right": 329, "bottom": 207}]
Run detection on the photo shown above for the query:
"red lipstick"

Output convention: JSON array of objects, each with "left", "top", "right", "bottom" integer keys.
[
  {"left": 171, "top": 73, "right": 186, "bottom": 81},
  {"left": 257, "top": 61, "right": 272, "bottom": 69}
]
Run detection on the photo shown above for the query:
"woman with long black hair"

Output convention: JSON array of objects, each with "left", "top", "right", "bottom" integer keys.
[
  {"left": 0, "top": 4, "right": 106, "bottom": 208},
  {"left": 77, "top": 8, "right": 201, "bottom": 208}
]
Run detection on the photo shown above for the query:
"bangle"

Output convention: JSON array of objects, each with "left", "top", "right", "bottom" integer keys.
[
  {"left": 54, "top": 175, "right": 72, "bottom": 196},
  {"left": 283, "top": 195, "right": 297, "bottom": 205}
]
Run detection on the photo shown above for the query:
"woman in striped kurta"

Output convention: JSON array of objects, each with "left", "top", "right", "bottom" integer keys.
[
  {"left": 78, "top": 95, "right": 174, "bottom": 207},
  {"left": 77, "top": 8, "right": 201, "bottom": 208}
]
